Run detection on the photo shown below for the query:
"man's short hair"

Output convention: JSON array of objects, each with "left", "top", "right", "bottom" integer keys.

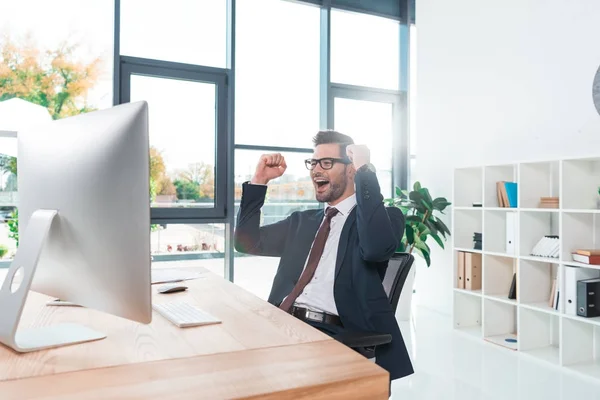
[{"left": 312, "top": 130, "right": 354, "bottom": 158}]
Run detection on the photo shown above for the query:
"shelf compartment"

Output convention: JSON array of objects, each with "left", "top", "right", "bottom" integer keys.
[
  {"left": 484, "top": 210, "right": 517, "bottom": 255},
  {"left": 519, "top": 211, "right": 559, "bottom": 258},
  {"left": 483, "top": 298, "right": 517, "bottom": 351},
  {"left": 484, "top": 164, "right": 517, "bottom": 208},
  {"left": 519, "top": 259, "right": 560, "bottom": 312},
  {"left": 562, "top": 317, "right": 600, "bottom": 378},
  {"left": 454, "top": 291, "right": 482, "bottom": 336},
  {"left": 454, "top": 209, "right": 483, "bottom": 250},
  {"left": 483, "top": 255, "right": 516, "bottom": 300},
  {"left": 454, "top": 167, "right": 483, "bottom": 207},
  {"left": 562, "top": 158, "right": 600, "bottom": 210},
  {"left": 519, "top": 307, "right": 560, "bottom": 365},
  {"left": 519, "top": 161, "right": 559, "bottom": 209},
  {"left": 561, "top": 211, "right": 600, "bottom": 262}
]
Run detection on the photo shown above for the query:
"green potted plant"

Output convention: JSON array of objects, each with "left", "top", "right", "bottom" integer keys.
[
  {"left": 0, "top": 244, "right": 7, "bottom": 259},
  {"left": 385, "top": 181, "right": 452, "bottom": 320}
]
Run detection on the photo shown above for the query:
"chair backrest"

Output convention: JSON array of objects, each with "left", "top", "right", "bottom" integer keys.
[{"left": 382, "top": 253, "right": 414, "bottom": 312}]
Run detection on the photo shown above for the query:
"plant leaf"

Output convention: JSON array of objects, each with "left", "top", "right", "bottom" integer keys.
[
  {"left": 406, "top": 224, "right": 415, "bottom": 245},
  {"left": 406, "top": 215, "right": 421, "bottom": 224},
  {"left": 434, "top": 217, "right": 451, "bottom": 237},
  {"left": 417, "top": 222, "right": 430, "bottom": 236},
  {"left": 413, "top": 181, "right": 422, "bottom": 191},
  {"left": 425, "top": 220, "right": 439, "bottom": 236},
  {"left": 395, "top": 186, "right": 402, "bottom": 197},
  {"left": 421, "top": 248, "right": 431, "bottom": 267},
  {"left": 433, "top": 197, "right": 452, "bottom": 212},
  {"left": 421, "top": 199, "right": 433, "bottom": 211},
  {"left": 431, "top": 232, "right": 445, "bottom": 249},
  {"left": 409, "top": 190, "right": 424, "bottom": 203},
  {"left": 419, "top": 187, "right": 434, "bottom": 205}
]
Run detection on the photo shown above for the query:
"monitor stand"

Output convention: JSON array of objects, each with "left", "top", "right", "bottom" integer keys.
[{"left": 0, "top": 209, "right": 106, "bottom": 352}]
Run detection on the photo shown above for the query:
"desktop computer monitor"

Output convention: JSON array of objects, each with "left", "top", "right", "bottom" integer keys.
[{"left": 0, "top": 101, "right": 151, "bottom": 352}]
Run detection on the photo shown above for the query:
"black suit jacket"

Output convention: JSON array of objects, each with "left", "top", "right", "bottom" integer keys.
[{"left": 233, "top": 169, "right": 414, "bottom": 381}]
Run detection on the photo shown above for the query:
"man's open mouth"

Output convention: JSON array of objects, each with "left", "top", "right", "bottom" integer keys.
[{"left": 314, "top": 178, "right": 330, "bottom": 191}]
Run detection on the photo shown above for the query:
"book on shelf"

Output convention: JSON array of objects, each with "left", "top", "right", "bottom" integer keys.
[
  {"left": 539, "top": 197, "right": 559, "bottom": 208},
  {"left": 531, "top": 236, "right": 559, "bottom": 258},
  {"left": 496, "top": 181, "right": 517, "bottom": 208},
  {"left": 572, "top": 253, "right": 600, "bottom": 265},
  {"left": 575, "top": 249, "right": 600, "bottom": 257},
  {"left": 548, "top": 279, "right": 557, "bottom": 307},
  {"left": 508, "top": 273, "right": 516, "bottom": 300},
  {"left": 473, "top": 232, "right": 482, "bottom": 250}
]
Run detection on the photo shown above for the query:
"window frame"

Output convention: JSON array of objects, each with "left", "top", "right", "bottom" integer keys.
[
  {"left": 329, "top": 83, "right": 406, "bottom": 194},
  {"left": 119, "top": 56, "right": 230, "bottom": 223}
]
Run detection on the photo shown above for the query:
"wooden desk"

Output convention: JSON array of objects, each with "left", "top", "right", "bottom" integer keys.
[{"left": 0, "top": 268, "right": 388, "bottom": 399}]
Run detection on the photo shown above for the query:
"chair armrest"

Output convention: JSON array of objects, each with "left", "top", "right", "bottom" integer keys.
[{"left": 335, "top": 331, "right": 392, "bottom": 348}]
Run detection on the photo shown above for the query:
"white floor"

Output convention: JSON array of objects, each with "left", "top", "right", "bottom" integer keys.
[{"left": 392, "top": 307, "right": 600, "bottom": 400}]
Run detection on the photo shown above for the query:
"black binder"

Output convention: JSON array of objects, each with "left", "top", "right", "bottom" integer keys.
[{"left": 577, "top": 278, "right": 600, "bottom": 318}]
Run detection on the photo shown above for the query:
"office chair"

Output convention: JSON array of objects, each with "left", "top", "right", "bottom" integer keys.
[{"left": 336, "top": 252, "right": 414, "bottom": 359}]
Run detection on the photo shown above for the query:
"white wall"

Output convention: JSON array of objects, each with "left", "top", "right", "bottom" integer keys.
[{"left": 415, "top": 0, "right": 600, "bottom": 315}]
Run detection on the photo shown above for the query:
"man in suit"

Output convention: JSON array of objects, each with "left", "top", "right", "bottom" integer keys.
[{"left": 234, "top": 130, "right": 414, "bottom": 383}]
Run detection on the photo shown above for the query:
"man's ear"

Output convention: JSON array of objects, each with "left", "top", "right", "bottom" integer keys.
[{"left": 347, "top": 164, "right": 356, "bottom": 181}]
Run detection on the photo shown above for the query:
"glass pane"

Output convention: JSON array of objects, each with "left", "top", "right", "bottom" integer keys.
[
  {"left": 331, "top": 9, "right": 399, "bottom": 89},
  {"left": 234, "top": 150, "right": 318, "bottom": 300},
  {"left": 1, "top": 0, "right": 113, "bottom": 261},
  {"left": 151, "top": 223, "right": 225, "bottom": 278},
  {"left": 130, "top": 75, "right": 216, "bottom": 208},
  {"left": 120, "top": 0, "right": 226, "bottom": 67},
  {"left": 333, "top": 97, "right": 393, "bottom": 198},
  {"left": 235, "top": 0, "right": 320, "bottom": 147}
]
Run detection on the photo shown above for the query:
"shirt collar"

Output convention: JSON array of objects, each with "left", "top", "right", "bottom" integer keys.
[{"left": 326, "top": 194, "right": 357, "bottom": 217}]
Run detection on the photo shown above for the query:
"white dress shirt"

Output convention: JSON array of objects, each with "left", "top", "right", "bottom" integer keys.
[{"left": 294, "top": 194, "right": 357, "bottom": 316}]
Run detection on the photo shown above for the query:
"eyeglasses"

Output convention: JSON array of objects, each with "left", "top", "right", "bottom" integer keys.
[{"left": 304, "top": 157, "right": 351, "bottom": 170}]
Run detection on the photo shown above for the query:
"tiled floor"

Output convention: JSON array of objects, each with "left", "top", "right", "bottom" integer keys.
[{"left": 391, "top": 307, "right": 600, "bottom": 400}]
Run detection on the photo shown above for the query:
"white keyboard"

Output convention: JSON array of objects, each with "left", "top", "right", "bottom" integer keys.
[{"left": 152, "top": 301, "right": 221, "bottom": 328}]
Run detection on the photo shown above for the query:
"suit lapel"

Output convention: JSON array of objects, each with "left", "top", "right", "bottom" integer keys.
[
  {"left": 335, "top": 208, "right": 356, "bottom": 280},
  {"left": 293, "top": 209, "right": 324, "bottom": 281}
]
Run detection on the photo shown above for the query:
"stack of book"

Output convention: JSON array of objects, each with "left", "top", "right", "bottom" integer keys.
[
  {"left": 539, "top": 197, "right": 559, "bottom": 208},
  {"left": 531, "top": 235, "right": 559, "bottom": 258},
  {"left": 496, "top": 181, "right": 517, "bottom": 208},
  {"left": 572, "top": 249, "right": 600, "bottom": 265},
  {"left": 548, "top": 278, "right": 560, "bottom": 310},
  {"left": 473, "top": 232, "right": 482, "bottom": 250}
]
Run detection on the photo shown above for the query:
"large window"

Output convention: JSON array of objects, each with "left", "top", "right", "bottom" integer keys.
[
  {"left": 0, "top": 0, "right": 114, "bottom": 262},
  {"left": 1, "top": 1, "right": 413, "bottom": 290}
]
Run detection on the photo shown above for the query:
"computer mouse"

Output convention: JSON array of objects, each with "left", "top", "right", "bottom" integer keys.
[{"left": 158, "top": 284, "right": 188, "bottom": 294}]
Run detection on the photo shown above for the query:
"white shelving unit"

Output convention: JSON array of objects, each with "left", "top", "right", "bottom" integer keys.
[{"left": 452, "top": 157, "right": 600, "bottom": 381}]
